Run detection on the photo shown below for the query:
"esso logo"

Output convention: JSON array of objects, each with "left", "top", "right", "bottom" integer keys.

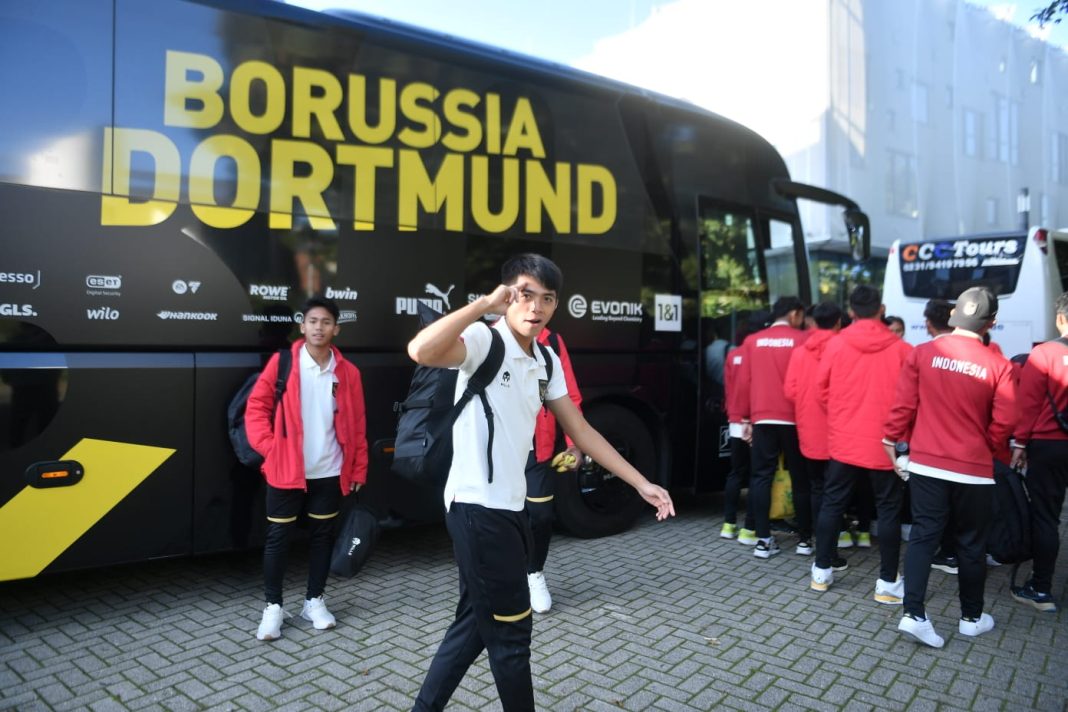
[{"left": 568, "top": 294, "right": 588, "bottom": 319}]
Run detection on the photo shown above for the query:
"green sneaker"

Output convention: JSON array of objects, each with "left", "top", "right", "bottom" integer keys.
[
  {"left": 856, "top": 532, "right": 872, "bottom": 548},
  {"left": 837, "top": 531, "right": 854, "bottom": 549},
  {"left": 719, "top": 522, "right": 738, "bottom": 539},
  {"left": 737, "top": 528, "right": 758, "bottom": 546}
]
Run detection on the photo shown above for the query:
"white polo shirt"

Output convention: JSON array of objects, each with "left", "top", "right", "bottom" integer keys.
[
  {"left": 299, "top": 344, "right": 343, "bottom": 480},
  {"left": 444, "top": 320, "right": 568, "bottom": 512}
]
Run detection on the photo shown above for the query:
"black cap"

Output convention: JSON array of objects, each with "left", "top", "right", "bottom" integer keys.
[{"left": 948, "top": 287, "right": 998, "bottom": 332}]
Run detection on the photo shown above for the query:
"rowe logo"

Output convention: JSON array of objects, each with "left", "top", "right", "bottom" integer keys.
[
  {"left": 326, "top": 286, "right": 358, "bottom": 301},
  {"left": 87, "top": 307, "right": 119, "bottom": 320},
  {"left": 250, "top": 284, "right": 289, "bottom": 301}
]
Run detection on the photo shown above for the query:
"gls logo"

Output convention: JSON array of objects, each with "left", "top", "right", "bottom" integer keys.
[
  {"left": 172, "top": 279, "right": 202, "bottom": 294},
  {"left": 250, "top": 284, "right": 289, "bottom": 301},
  {"left": 87, "top": 307, "right": 119, "bottom": 320},
  {"left": 0, "top": 304, "right": 37, "bottom": 317}
]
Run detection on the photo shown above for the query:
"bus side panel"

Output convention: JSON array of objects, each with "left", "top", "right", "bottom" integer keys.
[{"left": 0, "top": 355, "right": 194, "bottom": 581}]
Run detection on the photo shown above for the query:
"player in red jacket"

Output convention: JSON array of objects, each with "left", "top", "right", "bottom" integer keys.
[
  {"left": 810, "top": 286, "right": 912, "bottom": 602},
  {"left": 245, "top": 296, "right": 369, "bottom": 641},
  {"left": 525, "top": 328, "right": 583, "bottom": 614},
  {"left": 883, "top": 287, "right": 1016, "bottom": 647},
  {"left": 1009, "top": 290, "right": 1068, "bottom": 613},
  {"left": 783, "top": 302, "right": 842, "bottom": 557},
  {"left": 738, "top": 296, "right": 809, "bottom": 558}
]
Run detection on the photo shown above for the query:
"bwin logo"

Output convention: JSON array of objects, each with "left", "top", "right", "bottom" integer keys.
[
  {"left": 87, "top": 307, "right": 119, "bottom": 320},
  {"left": 425, "top": 283, "right": 455, "bottom": 310},
  {"left": 347, "top": 537, "right": 362, "bottom": 555},
  {"left": 326, "top": 286, "right": 358, "bottom": 301}
]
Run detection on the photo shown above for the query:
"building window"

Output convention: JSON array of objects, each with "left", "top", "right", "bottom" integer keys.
[
  {"left": 963, "top": 109, "right": 980, "bottom": 157},
  {"left": 992, "top": 96, "right": 1019, "bottom": 164},
  {"left": 887, "top": 151, "right": 918, "bottom": 218},
  {"left": 912, "top": 83, "right": 928, "bottom": 124},
  {"left": 1039, "top": 192, "right": 1050, "bottom": 227},
  {"left": 986, "top": 198, "right": 998, "bottom": 226},
  {"left": 1029, "top": 60, "right": 1041, "bottom": 84},
  {"left": 1054, "top": 133, "right": 1068, "bottom": 184}
]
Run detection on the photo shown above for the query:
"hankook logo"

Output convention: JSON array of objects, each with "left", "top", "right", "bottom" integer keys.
[{"left": 568, "top": 295, "right": 588, "bottom": 319}]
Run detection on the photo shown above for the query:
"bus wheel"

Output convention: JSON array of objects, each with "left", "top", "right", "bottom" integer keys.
[{"left": 554, "top": 404, "right": 655, "bottom": 539}]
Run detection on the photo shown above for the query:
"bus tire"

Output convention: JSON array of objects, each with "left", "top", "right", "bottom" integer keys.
[{"left": 554, "top": 403, "right": 655, "bottom": 539}]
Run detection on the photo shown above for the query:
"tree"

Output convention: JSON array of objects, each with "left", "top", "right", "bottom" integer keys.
[{"left": 1032, "top": 1, "right": 1068, "bottom": 25}]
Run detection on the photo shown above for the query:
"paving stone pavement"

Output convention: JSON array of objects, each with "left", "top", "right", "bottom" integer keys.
[{"left": 2, "top": 494, "right": 1066, "bottom": 712}]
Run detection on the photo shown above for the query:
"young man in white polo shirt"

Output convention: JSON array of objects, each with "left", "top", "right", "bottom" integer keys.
[{"left": 408, "top": 254, "right": 675, "bottom": 712}]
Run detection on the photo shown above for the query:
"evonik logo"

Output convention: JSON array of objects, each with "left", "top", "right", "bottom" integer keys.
[
  {"left": 0, "top": 270, "right": 42, "bottom": 289},
  {"left": 0, "top": 304, "right": 37, "bottom": 317},
  {"left": 568, "top": 294, "right": 642, "bottom": 323},
  {"left": 87, "top": 307, "right": 119, "bottom": 320},
  {"left": 326, "top": 286, "right": 359, "bottom": 301},
  {"left": 249, "top": 284, "right": 289, "bottom": 301},
  {"left": 568, "top": 294, "right": 588, "bottom": 319}
]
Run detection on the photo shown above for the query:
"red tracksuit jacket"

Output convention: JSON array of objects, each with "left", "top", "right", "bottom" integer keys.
[
  {"left": 533, "top": 329, "right": 583, "bottom": 463},
  {"left": 817, "top": 318, "right": 912, "bottom": 469},
  {"left": 724, "top": 347, "right": 747, "bottom": 425},
  {"left": 1013, "top": 337, "right": 1068, "bottom": 445},
  {"left": 885, "top": 333, "right": 1017, "bottom": 479},
  {"left": 783, "top": 328, "right": 836, "bottom": 460},
  {"left": 737, "top": 322, "right": 808, "bottom": 423},
  {"left": 245, "top": 339, "right": 369, "bottom": 493}
]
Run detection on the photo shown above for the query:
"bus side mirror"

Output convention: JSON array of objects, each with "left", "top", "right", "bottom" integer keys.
[{"left": 844, "top": 209, "right": 871, "bottom": 262}]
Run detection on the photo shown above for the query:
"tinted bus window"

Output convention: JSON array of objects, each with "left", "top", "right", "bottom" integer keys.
[{"left": 899, "top": 236, "right": 1025, "bottom": 298}]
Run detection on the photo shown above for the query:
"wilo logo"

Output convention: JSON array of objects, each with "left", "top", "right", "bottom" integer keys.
[
  {"left": 396, "top": 282, "right": 455, "bottom": 315},
  {"left": 0, "top": 303, "right": 37, "bottom": 317},
  {"left": 0, "top": 270, "right": 42, "bottom": 289},
  {"left": 87, "top": 307, "right": 120, "bottom": 320},
  {"left": 172, "top": 279, "right": 202, "bottom": 295},
  {"left": 326, "top": 286, "right": 358, "bottom": 301},
  {"left": 568, "top": 295, "right": 588, "bottom": 319},
  {"left": 250, "top": 284, "right": 289, "bottom": 301}
]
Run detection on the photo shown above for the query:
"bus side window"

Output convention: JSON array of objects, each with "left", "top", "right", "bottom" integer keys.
[{"left": 765, "top": 218, "right": 801, "bottom": 303}]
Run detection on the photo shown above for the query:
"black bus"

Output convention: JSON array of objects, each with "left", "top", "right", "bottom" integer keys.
[{"left": 0, "top": 0, "right": 869, "bottom": 581}]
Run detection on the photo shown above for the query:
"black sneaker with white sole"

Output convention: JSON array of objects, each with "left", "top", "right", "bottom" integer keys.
[
  {"left": 831, "top": 556, "right": 849, "bottom": 572},
  {"left": 754, "top": 537, "right": 781, "bottom": 559},
  {"left": 931, "top": 554, "right": 958, "bottom": 575}
]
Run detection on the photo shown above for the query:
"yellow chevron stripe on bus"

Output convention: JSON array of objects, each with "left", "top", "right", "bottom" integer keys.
[{"left": 0, "top": 438, "right": 175, "bottom": 581}]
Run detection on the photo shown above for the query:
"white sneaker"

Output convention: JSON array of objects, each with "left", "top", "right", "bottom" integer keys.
[
  {"left": 528, "top": 572, "right": 552, "bottom": 613},
  {"left": 898, "top": 614, "right": 944, "bottom": 648},
  {"left": 795, "top": 540, "right": 813, "bottom": 556},
  {"left": 810, "top": 563, "right": 833, "bottom": 592},
  {"left": 754, "top": 537, "right": 780, "bottom": 559},
  {"left": 874, "top": 577, "right": 904, "bottom": 605},
  {"left": 256, "top": 603, "right": 285, "bottom": 641},
  {"left": 959, "top": 613, "right": 995, "bottom": 637},
  {"left": 300, "top": 596, "right": 336, "bottom": 630}
]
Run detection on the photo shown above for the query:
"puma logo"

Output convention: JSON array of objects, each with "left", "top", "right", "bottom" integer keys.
[{"left": 425, "top": 283, "right": 456, "bottom": 310}]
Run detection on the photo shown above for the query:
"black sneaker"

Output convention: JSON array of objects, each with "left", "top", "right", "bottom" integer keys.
[
  {"left": 931, "top": 555, "right": 959, "bottom": 575},
  {"left": 831, "top": 556, "right": 849, "bottom": 572},
  {"left": 754, "top": 537, "right": 781, "bottom": 559},
  {"left": 1011, "top": 582, "right": 1057, "bottom": 612}
]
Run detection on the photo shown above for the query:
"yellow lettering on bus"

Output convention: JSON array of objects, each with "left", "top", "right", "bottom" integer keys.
[
  {"left": 348, "top": 75, "right": 397, "bottom": 144},
  {"left": 470, "top": 156, "right": 519, "bottom": 233},
  {"left": 484, "top": 93, "right": 501, "bottom": 155},
  {"left": 525, "top": 160, "right": 570, "bottom": 233},
  {"left": 336, "top": 144, "right": 395, "bottom": 230},
  {"left": 397, "top": 150, "right": 463, "bottom": 231},
  {"left": 503, "top": 98, "right": 545, "bottom": 158},
  {"left": 577, "top": 164, "right": 616, "bottom": 234},
  {"left": 269, "top": 139, "right": 335, "bottom": 230},
  {"left": 398, "top": 83, "right": 441, "bottom": 149},
  {"left": 189, "top": 135, "right": 260, "bottom": 228},
  {"left": 163, "top": 50, "right": 224, "bottom": 129},
  {"left": 230, "top": 60, "right": 285, "bottom": 135},
  {"left": 292, "top": 67, "right": 344, "bottom": 141},
  {"left": 442, "top": 88, "right": 482, "bottom": 153},
  {"left": 101, "top": 128, "right": 179, "bottom": 226}
]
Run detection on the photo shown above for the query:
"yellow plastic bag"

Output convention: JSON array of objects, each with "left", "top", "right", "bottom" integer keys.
[{"left": 769, "top": 457, "right": 794, "bottom": 520}]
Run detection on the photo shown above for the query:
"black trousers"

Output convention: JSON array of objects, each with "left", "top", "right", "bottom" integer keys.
[
  {"left": 414, "top": 503, "right": 534, "bottom": 712},
  {"left": 902, "top": 473, "right": 993, "bottom": 619},
  {"left": 802, "top": 457, "right": 827, "bottom": 542},
  {"left": 723, "top": 436, "right": 754, "bottom": 530},
  {"left": 263, "top": 477, "right": 341, "bottom": 605},
  {"left": 1026, "top": 439, "right": 1068, "bottom": 593},
  {"left": 816, "top": 460, "right": 903, "bottom": 581},
  {"left": 524, "top": 452, "right": 554, "bottom": 573},
  {"left": 749, "top": 424, "right": 808, "bottom": 539}
]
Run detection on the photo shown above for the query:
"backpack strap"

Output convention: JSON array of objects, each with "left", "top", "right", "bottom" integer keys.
[
  {"left": 536, "top": 340, "right": 554, "bottom": 388},
  {"left": 274, "top": 348, "right": 292, "bottom": 436},
  {"left": 446, "top": 323, "right": 506, "bottom": 483},
  {"left": 547, "top": 330, "right": 560, "bottom": 356}
]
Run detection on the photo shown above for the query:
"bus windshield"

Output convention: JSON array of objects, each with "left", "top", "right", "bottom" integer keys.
[{"left": 898, "top": 235, "right": 1026, "bottom": 299}]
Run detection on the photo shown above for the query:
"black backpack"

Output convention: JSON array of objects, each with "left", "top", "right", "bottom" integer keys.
[
  {"left": 391, "top": 304, "right": 553, "bottom": 487},
  {"left": 987, "top": 461, "right": 1032, "bottom": 587},
  {"left": 227, "top": 348, "right": 293, "bottom": 468},
  {"left": 329, "top": 497, "right": 380, "bottom": 578}
]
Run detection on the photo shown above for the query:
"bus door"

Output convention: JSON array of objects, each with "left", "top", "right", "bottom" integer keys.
[{"left": 694, "top": 200, "right": 807, "bottom": 491}]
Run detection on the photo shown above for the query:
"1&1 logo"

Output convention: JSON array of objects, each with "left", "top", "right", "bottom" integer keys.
[{"left": 568, "top": 294, "right": 587, "bottom": 319}]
